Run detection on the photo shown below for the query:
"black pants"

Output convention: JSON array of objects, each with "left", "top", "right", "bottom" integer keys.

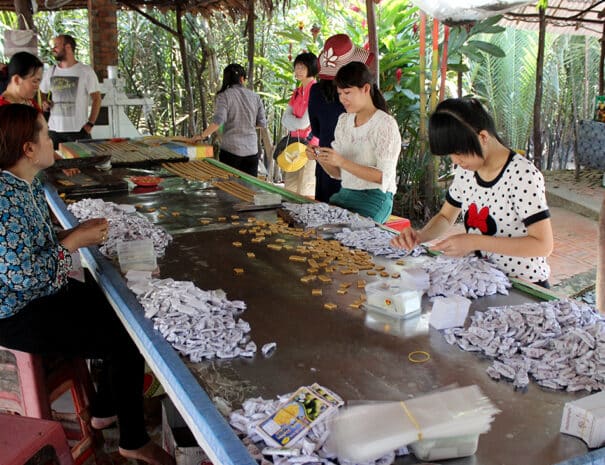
[
  {"left": 219, "top": 149, "right": 258, "bottom": 177},
  {"left": 0, "top": 278, "right": 148, "bottom": 450},
  {"left": 50, "top": 129, "right": 91, "bottom": 150}
]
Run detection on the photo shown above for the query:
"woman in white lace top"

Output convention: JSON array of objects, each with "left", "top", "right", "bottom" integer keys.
[{"left": 307, "top": 61, "right": 401, "bottom": 223}]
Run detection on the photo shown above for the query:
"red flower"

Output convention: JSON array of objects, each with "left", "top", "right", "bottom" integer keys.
[
  {"left": 363, "top": 42, "right": 370, "bottom": 51},
  {"left": 362, "top": 19, "right": 367, "bottom": 28},
  {"left": 396, "top": 68, "right": 402, "bottom": 84},
  {"left": 351, "top": 5, "right": 360, "bottom": 12}
]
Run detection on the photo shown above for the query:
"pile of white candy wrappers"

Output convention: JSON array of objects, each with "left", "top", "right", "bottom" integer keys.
[
  {"left": 444, "top": 299, "right": 605, "bottom": 392},
  {"left": 125, "top": 273, "right": 276, "bottom": 363},
  {"left": 68, "top": 198, "right": 172, "bottom": 258},
  {"left": 281, "top": 203, "right": 375, "bottom": 229}
]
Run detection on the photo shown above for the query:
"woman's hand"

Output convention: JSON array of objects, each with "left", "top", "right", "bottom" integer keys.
[
  {"left": 431, "top": 234, "right": 475, "bottom": 257},
  {"left": 390, "top": 227, "right": 419, "bottom": 251},
  {"left": 314, "top": 147, "right": 344, "bottom": 167},
  {"left": 60, "top": 218, "right": 109, "bottom": 252},
  {"left": 306, "top": 145, "right": 320, "bottom": 161}
]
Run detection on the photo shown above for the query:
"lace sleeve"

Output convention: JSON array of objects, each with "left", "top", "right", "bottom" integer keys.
[{"left": 373, "top": 114, "right": 401, "bottom": 172}]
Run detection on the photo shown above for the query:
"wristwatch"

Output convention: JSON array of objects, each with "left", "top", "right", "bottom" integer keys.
[{"left": 86, "top": 121, "right": 95, "bottom": 127}]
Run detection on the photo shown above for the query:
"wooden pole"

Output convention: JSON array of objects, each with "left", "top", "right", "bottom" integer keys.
[
  {"left": 246, "top": 0, "right": 255, "bottom": 89},
  {"left": 599, "top": 22, "right": 605, "bottom": 95},
  {"left": 14, "top": 0, "right": 33, "bottom": 30},
  {"left": 175, "top": 2, "right": 195, "bottom": 135},
  {"left": 532, "top": 5, "right": 546, "bottom": 169},
  {"left": 598, "top": 195, "right": 605, "bottom": 314},
  {"left": 366, "top": 0, "right": 379, "bottom": 84}
]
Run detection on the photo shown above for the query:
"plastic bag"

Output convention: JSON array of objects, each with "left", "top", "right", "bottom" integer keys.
[
  {"left": 3, "top": 29, "right": 38, "bottom": 58},
  {"left": 411, "top": 0, "right": 531, "bottom": 24}
]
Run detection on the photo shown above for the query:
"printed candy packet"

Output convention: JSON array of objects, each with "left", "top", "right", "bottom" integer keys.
[{"left": 255, "top": 384, "right": 342, "bottom": 447}]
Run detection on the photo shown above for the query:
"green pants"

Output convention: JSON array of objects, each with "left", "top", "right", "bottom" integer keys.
[{"left": 329, "top": 188, "right": 393, "bottom": 224}]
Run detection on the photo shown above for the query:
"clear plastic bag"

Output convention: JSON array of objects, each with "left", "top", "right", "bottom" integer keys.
[{"left": 411, "top": 0, "right": 531, "bottom": 24}]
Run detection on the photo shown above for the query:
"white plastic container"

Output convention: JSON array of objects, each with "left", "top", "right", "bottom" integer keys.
[
  {"left": 117, "top": 239, "right": 157, "bottom": 272},
  {"left": 364, "top": 280, "right": 422, "bottom": 319},
  {"left": 254, "top": 192, "right": 282, "bottom": 206},
  {"left": 409, "top": 434, "right": 479, "bottom": 461},
  {"left": 429, "top": 295, "right": 472, "bottom": 330}
]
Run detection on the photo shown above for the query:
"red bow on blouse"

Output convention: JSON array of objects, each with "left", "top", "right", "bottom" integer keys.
[{"left": 467, "top": 203, "right": 489, "bottom": 233}]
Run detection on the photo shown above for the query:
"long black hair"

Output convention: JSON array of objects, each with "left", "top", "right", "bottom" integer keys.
[
  {"left": 429, "top": 97, "right": 507, "bottom": 158},
  {"left": 334, "top": 61, "right": 387, "bottom": 113},
  {"left": 218, "top": 63, "right": 246, "bottom": 94}
]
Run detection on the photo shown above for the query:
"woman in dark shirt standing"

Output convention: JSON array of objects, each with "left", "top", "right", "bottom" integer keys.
[{"left": 307, "top": 34, "right": 374, "bottom": 202}]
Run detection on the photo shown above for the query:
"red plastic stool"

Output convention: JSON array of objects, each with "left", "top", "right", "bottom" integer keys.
[
  {"left": 0, "top": 347, "right": 99, "bottom": 465},
  {"left": 0, "top": 412, "right": 75, "bottom": 465}
]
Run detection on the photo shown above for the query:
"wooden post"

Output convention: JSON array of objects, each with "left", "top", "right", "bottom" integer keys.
[
  {"left": 14, "top": 0, "right": 33, "bottom": 30},
  {"left": 599, "top": 22, "right": 605, "bottom": 95},
  {"left": 175, "top": 2, "right": 195, "bottom": 135},
  {"left": 532, "top": 5, "right": 546, "bottom": 169},
  {"left": 366, "top": 0, "right": 379, "bottom": 84},
  {"left": 246, "top": 0, "right": 255, "bottom": 89},
  {"left": 598, "top": 196, "right": 605, "bottom": 314}
]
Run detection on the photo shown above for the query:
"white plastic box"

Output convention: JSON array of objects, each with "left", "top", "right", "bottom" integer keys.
[
  {"left": 162, "top": 399, "right": 210, "bottom": 465},
  {"left": 254, "top": 192, "right": 282, "bottom": 206},
  {"left": 409, "top": 434, "right": 479, "bottom": 461},
  {"left": 364, "top": 280, "right": 422, "bottom": 319},
  {"left": 429, "top": 295, "right": 472, "bottom": 330},
  {"left": 560, "top": 390, "right": 605, "bottom": 448}
]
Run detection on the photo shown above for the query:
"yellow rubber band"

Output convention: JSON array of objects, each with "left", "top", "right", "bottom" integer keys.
[
  {"left": 400, "top": 401, "right": 423, "bottom": 441},
  {"left": 408, "top": 350, "right": 430, "bottom": 363}
]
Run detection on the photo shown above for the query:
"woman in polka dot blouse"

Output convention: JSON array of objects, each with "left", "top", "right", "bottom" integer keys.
[{"left": 391, "top": 97, "right": 553, "bottom": 287}]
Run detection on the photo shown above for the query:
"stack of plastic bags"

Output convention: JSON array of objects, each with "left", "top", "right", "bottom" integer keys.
[{"left": 326, "top": 385, "right": 500, "bottom": 462}]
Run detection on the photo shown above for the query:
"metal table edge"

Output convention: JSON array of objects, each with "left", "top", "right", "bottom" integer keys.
[{"left": 43, "top": 183, "right": 256, "bottom": 465}]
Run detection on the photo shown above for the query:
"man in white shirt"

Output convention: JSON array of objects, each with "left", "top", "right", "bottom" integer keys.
[{"left": 40, "top": 34, "right": 101, "bottom": 149}]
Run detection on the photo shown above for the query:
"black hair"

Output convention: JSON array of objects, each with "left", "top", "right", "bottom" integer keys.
[
  {"left": 429, "top": 97, "right": 506, "bottom": 158},
  {"left": 58, "top": 34, "right": 77, "bottom": 52},
  {"left": 8, "top": 52, "right": 43, "bottom": 79},
  {"left": 334, "top": 61, "right": 387, "bottom": 113},
  {"left": 293, "top": 52, "right": 318, "bottom": 78},
  {"left": 0, "top": 104, "right": 43, "bottom": 169},
  {"left": 218, "top": 63, "right": 246, "bottom": 94}
]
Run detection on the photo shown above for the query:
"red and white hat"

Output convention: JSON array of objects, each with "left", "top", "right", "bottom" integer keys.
[{"left": 317, "top": 34, "right": 375, "bottom": 80}]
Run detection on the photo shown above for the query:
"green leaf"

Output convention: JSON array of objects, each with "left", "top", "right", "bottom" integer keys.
[{"left": 466, "top": 40, "right": 506, "bottom": 57}]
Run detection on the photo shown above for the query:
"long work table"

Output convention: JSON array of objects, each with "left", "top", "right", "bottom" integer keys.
[{"left": 43, "top": 158, "right": 605, "bottom": 465}]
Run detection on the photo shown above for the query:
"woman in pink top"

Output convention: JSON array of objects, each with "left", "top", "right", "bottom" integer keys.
[{"left": 280, "top": 52, "right": 319, "bottom": 197}]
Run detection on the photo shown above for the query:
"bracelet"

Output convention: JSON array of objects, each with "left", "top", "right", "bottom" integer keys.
[{"left": 86, "top": 121, "right": 95, "bottom": 127}]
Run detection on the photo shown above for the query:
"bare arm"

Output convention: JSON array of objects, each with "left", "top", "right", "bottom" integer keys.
[
  {"left": 88, "top": 91, "right": 101, "bottom": 124},
  {"left": 313, "top": 146, "right": 382, "bottom": 182},
  {"left": 390, "top": 201, "right": 460, "bottom": 250},
  {"left": 433, "top": 218, "right": 553, "bottom": 258}
]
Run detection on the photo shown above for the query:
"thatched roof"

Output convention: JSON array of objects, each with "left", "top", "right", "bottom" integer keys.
[{"left": 0, "top": 0, "right": 281, "bottom": 17}]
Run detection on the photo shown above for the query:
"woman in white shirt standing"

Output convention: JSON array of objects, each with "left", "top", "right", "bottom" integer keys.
[{"left": 308, "top": 61, "right": 401, "bottom": 223}]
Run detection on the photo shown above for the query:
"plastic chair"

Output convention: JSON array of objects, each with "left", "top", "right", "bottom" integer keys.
[
  {"left": 0, "top": 412, "right": 75, "bottom": 465},
  {"left": 0, "top": 346, "right": 99, "bottom": 465}
]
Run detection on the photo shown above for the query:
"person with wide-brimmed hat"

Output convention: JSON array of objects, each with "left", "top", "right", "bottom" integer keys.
[{"left": 307, "top": 34, "right": 374, "bottom": 203}]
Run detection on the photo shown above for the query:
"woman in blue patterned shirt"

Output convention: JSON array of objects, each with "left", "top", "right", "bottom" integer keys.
[{"left": 0, "top": 105, "right": 174, "bottom": 465}]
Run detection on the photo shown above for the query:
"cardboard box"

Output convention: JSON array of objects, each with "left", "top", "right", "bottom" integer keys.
[
  {"left": 162, "top": 399, "right": 211, "bottom": 465},
  {"left": 560, "top": 391, "right": 605, "bottom": 448}
]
